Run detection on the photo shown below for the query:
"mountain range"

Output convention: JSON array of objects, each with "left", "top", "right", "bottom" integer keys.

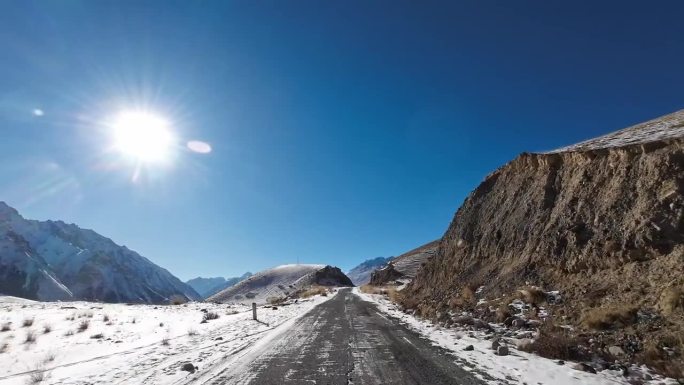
[
  {"left": 186, "top": 272, "right": 253, "bottom": 298},
  {"left": 0, "top": 202, "right": 200, "bottom": 303}
]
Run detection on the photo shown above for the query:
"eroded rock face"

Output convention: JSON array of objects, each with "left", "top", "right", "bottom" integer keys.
[
  {"left": 369, "top": 263, "right": 405, "bottom": 285},
  {"left": 403, "top": 109, "right": 684, "bottom": 373},
  {"left": 313, "top": 266, "right": 354, "bottom": 287}
]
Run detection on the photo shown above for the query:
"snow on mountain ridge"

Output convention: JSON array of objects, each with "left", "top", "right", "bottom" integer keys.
[{"left": 0, "top": 201, "right": 200, "bottom": 303}]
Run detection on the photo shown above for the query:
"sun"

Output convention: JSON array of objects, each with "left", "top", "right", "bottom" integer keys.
[{"left": 110, "top": 110, "right": 175, "bottom": 163}]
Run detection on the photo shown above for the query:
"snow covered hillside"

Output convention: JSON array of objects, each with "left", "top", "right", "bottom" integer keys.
[
  {"left": 0, "top": 294, "right": 333, "bottom": 384},
  {"left": 0, "top": 202, "right": 199, "bottom": 303},
  {"left": 208, "top": 264, "right": 353, "bottom": 305}
]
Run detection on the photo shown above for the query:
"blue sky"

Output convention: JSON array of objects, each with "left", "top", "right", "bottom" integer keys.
[{"left": 1, "top": 1, "right": 683, "bottom": 280}]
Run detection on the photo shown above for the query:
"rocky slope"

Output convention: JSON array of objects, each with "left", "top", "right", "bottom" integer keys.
[
  {"left": 402, "top": 109, "right": 684, "bottom": 375},
  {"left": 186, "top": 272, "right": 253, "bottom": 298},
  {"left": 208, "top": 264, "right": 353, "bottom": 305},
  {"left": 369, "top": 240, "right": 439, "bottom": 285},
  {"left": 0, "top": 202, "right": 200, "bottom": 303},
  {"left": 347, "top": 257, "right": 392, "bottom": 285}
]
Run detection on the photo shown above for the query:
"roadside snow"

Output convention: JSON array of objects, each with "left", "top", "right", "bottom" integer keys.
[
  {"left": 0, "top": 294, "right": 332, "bottom": 384},
  {"left": 354, "top": 289, "right": 678, "bottom": 385}
]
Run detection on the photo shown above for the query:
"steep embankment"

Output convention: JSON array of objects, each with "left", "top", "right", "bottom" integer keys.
[
  {"left": 370, "top": 240, "right": 438, "bottom": 285},
  {"left": 403, "top": 110, "right": 684, "bottom": 374}
]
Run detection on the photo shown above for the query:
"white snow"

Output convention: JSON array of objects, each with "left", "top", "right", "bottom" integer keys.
[
  {"left": 208, "top": 264, "right": 326, "bottom": 305},
  {"left": 550, "top": 109, "right": 684, "bottom": 153},
  {"left": 0, "top": 294, "right": 332, "bottom": 384},
  {"left": 354, "top": 288, "right": 678, "bottom": 385}
]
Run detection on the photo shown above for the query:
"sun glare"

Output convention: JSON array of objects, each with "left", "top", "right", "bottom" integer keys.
[{"left": 111, "top": 110, "right": 175, "bottom": 163}]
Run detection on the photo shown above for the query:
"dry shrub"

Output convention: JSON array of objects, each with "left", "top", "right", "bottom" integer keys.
[
  {"left": 90, "top": 333, "right": 104, "bottom": 339},
  {"left": 581, "top": 305, "right": 639, "bottom": 330},
  {"left": 28, "top": 371, "right": 45, "bottom": 384},
  {"left": 640, "top": 349, "right": 684, "bottom": 378},
  {"left": 161, "top": 337, "right": 170, "bottom": 346},
  {"left": 1, "top": 323, "right": 10, "bottom": 332},
  {"left": 42, "top": 325, "right": 51, "bottom": 334},
  {"left": 448, "top": 287, "right": 477, "bottom": 309},
  {"left": 22, "top": 318, "right": 34, "bottom": 328},
  {"left": 657, "top": 286, "right": 683, "bottom": 316},
  {"left": 103, "top": 314, "right": 110, "bottom": 322},
  {"left": 202, "top": 312, "right": 219, "bottom": 322},
  {"left": 359, "top": 285, "right": 383, "bottom": 294},
  {"left": 169, "top": 295, "right": 188, "bottom": 305},
  {"left": 25, "top": 330, "right": 36, "bottom": 344},
  {"left": 187, "top": 329, "right": 198, "bottom": 336},
  {"left": 267, "top": 296, "right": 287, "bottom": 306},
  {"left": 0, "top": 342, "right": 8, "bottom": 353},
  {"left": 496, "top": 304, "right": 512, "bottom": 323},
  {"left": 77, "top": 320, "right": 90, "bottom": 332},
  {"left": 519, "top": 323, "right": 590, "bottom": 361},
  {"left": 299, "top": 285, "right": 330, "bottom": 298},
  {"left": 64, "top": 330, "right": 74, "bottom": 337},
  {"left": 517, "top": 286, "right": 546, "bottom": 306}
]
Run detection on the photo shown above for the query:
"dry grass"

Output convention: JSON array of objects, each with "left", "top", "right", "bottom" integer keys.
[
  {"left": 448, "top": 287, "right": 477, "bottom": 309},
  {"left": 580, "top": 305, "right": 639, "bottom": 330},
  {"left": 42, "top": 324, "right": 51, "bottom": 334},
  {"left": 187, "top": 329, "right": 198, "bottom": 336},
  {"left": 359, "top": 285, "right": 401, "bottom": 302},
  {"left": 267, "top": 296, "right": 287, "bottom": 306},
  {"left": 90, "top": 333, "right": 104, "bottom": 339},
  {"left": 0, "top": 342, "right": 8, "bottom": 354},
  {"left": 517, "top": 286, "right": 547, "bottom": 306},
  {"left": 1, "top": 323, "right": 10, "bottom": 332},
  {"left": 28, "top": 371, "right": 45, "bottom": 384},
  {"left": 25, "top": 330, "right": 37, "bottom": 344},
  {"left": 103, "top": 314, "right": 110, "bottom": 322},
  {"left": 640, "top": 346, "right": 684, "bottom": 378},
  {"left": 299, "top": 285, "right": 331, "bottom": 298},
  {"left": 161, "top": 337, "right": 170, "bottom": 346},
  {"left": 657, "top": 286, "right": 683, "bottom": 316},
  {"left": 518, "top": 322, "right": 590, "bottom": 361},
  {"left": 202, "top": 312, "right": 219, "bottom": 322},
  {"left": 169, "top": 295, "right": 188, "bottom": 305},
  {"left": 22, "top": 318, "right": 34, "bottom": 328}
]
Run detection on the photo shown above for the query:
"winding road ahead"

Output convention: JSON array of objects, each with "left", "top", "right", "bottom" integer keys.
[{"left": 215, "top": 288, "right": 488, "bottom": 385}]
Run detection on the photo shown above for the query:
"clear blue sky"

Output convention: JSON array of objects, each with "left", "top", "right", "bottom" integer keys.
[{"left": 1, "top": 1, "right": 683, "bottom": 280}]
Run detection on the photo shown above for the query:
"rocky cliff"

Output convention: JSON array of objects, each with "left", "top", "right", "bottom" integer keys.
[
  {"left": 402, "top": 110, "right": 684, "bottom": 375},
  {"left": 369, "top": 240, "right": 438, "bottom": 285}
]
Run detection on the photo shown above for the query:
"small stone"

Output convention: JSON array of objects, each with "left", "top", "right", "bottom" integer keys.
[
  {"left": 496, "top": 345, "right": 509, "bottom": 356},
  {"left": 491, "top": 338, "right": 501, "bottom": 350},
  {"left": 607, "top": 345, "right": 625, "bottom": 357},
  {"left": 557, "top": 360, "right": 565, "bottom": 365},
  {"left": 464, "top": 345, "right": 474, "bottom": 351},
  {"left": 573, "top": 363, "right": 597, "bottom": 374},
  {"left": 215, "top": 337, "right": 223, "bottom": 340},
  {"left": 512, "top": 318, "right": 527, "bottom": 328},
  {"left": 181, "top": 363, "right": 195, "bottom": 373}
]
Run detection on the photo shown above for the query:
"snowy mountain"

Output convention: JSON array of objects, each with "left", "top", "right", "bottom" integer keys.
[
  {"left": 186, "top": 272, "right": 253, "bottom": 298},
  {"left": 208, "top": 264, "right": 353, "bottom": 305},
  {"left": 0, "top": 202, "right": 200, "bottom": 303},
  {"left": 346, "top": 257, "right": 392, "bottom": 285}
]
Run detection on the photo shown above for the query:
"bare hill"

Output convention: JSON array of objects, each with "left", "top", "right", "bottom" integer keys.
[{"left": 369, "top": 240, "right": 438, "bottom": 285}]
